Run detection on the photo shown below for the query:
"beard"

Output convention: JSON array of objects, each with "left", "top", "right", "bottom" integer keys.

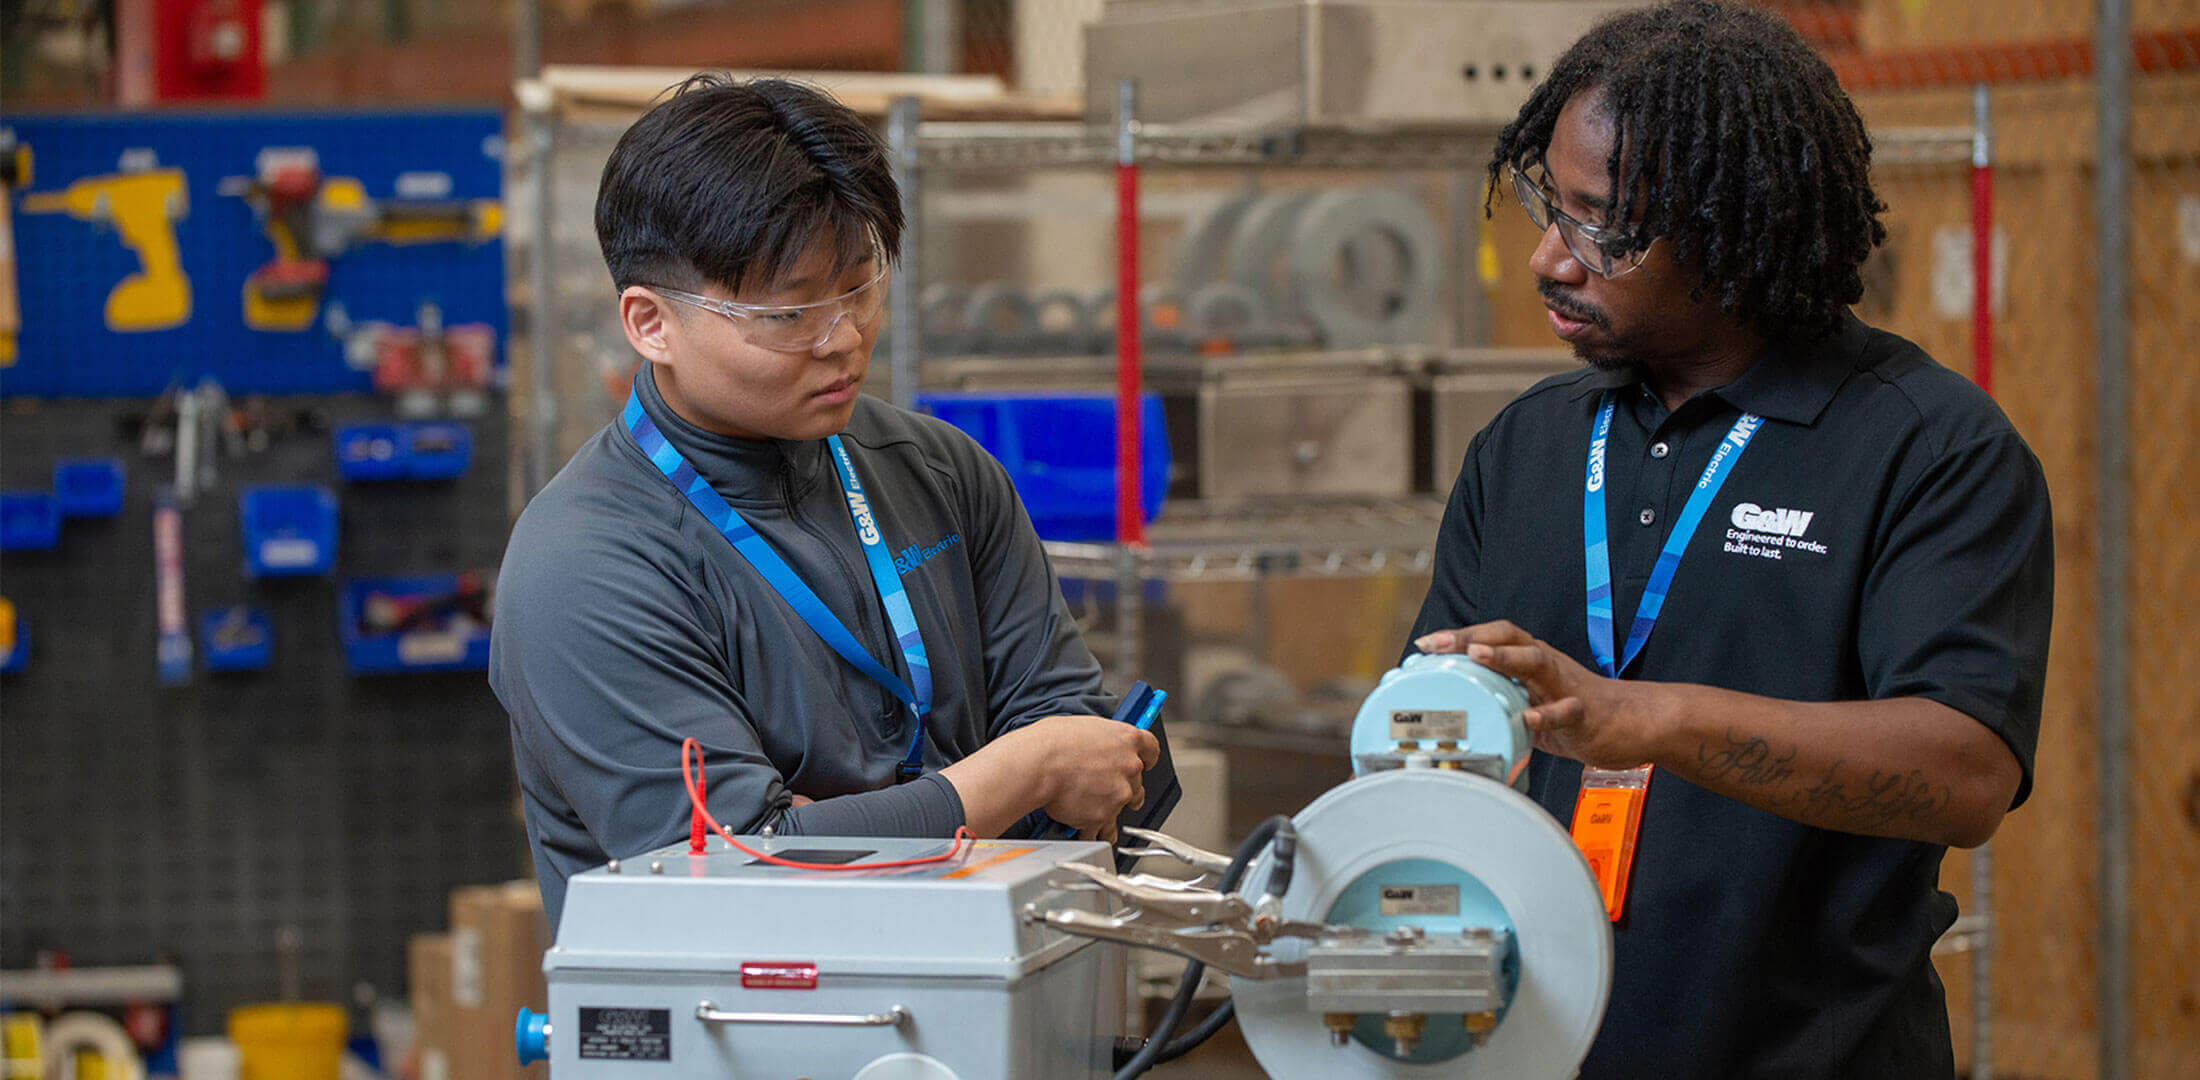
[
  {"left": 1573, "top": 341, "right": 1638, "bottom": 373},
  {"left": 1539, "top": 280, "right": 1631, "bottom": 372}
]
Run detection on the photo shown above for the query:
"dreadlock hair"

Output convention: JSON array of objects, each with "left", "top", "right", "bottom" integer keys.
[{"left": 1486, "top": 0, "right": 1887, "bottom": 342}]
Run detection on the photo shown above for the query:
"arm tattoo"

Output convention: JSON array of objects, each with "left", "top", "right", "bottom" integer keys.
[
  {"left": 1788, "top": 759, "right": 1952, "bottom": 830},
  {"left": 1694, "top": 729, "right": 1797, "bottom": 786}
]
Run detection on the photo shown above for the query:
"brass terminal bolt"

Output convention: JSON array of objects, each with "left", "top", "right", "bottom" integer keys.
[{"left": 1384, "top": 1011, "right": 1427, "bottom": 1058}]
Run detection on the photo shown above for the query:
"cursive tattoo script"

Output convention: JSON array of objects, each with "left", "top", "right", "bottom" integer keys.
[
  {"left": 1694, "top": 730, "right": 1798, "bottom": 786},
  {"left": 1787, "top": 759, "right": 1951, "bottom": 830}
]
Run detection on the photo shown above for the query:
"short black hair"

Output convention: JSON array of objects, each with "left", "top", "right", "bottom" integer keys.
[
  {"left": 595, "top": 74, "right": 903, "bottom": 295},
  {"left": 1488, "top": 0, "right": 1886, "bottom": 341}
]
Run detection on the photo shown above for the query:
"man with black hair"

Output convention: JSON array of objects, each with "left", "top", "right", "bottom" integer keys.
[
  {"left": 1410, "top": 3, "right": 2051, "bottom": 1075},
  {"left": 491, "top": 75, "right": 1159, "bottom": 929}
]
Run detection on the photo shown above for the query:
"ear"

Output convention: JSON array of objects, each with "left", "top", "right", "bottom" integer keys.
[{"left": 619, "top": 288, "right": 677, "bottom": 367}]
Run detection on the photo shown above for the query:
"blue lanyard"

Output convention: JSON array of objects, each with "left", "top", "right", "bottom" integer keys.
[
  {"left": 1584, "top": 389, "right": 1763, "bottom": 678},
  {"left": 624, "top": 392, "right": 933, "bottom": 780}
]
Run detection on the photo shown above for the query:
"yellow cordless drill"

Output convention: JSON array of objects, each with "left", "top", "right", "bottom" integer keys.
[{"left": 21, "top": 167, "right": 193, "bottom": 333}]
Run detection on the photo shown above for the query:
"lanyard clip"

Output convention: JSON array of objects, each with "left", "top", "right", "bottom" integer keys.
[{"left": 895, "top": 760, "right": 924, "bottom": 784}]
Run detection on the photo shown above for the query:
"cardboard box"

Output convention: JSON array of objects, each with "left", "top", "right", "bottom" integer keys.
[
  {"left": 407, "top": 933, "right": 453, "bottom": 1080},
  {"left": 448, "top": 882, "right": 549, "bottom": 1080}
]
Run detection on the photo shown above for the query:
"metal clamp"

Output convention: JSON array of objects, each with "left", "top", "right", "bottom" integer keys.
[
  {"left": 694, "top": 1002, "right": 908, "bottom": 1027},
  {"left": 1116, "top": 826, "right": 1233, "bottom": 876},
  {"left": 1026, "top": 858, "right": 1356, "bottom": 979}
]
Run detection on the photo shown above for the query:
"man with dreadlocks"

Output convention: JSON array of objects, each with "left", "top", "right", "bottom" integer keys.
[{"left": 1409, "top": 3, "right": 2051, "bottom": 1075}]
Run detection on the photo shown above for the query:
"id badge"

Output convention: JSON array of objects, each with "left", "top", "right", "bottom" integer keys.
[{"left": 1570, "top": 765, "right": 1651, "bottom": 922}]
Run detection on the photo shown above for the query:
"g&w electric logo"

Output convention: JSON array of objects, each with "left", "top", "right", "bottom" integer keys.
[
  {"left": 1730, "top": 503, "right": 1814, "bottom": 537},
  {"left": 1697, "top": 415, "right": 1763, "bottom": 491},
  {"left": 1723, "top": 501, "right": 1827, "bottom": 561},
  {"left": 832, "top": 442, "right": 883, "bottom": 546},
  {"left": 844, "top": 488, "right": 880, "bottom": 545},
  {"left": 894, "top": 533, "right": 963, "bottom": 576}
]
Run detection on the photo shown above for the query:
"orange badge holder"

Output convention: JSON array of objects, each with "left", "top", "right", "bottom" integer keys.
[{"left": 1570, "top": 765, "right": 1651, "bottom": 922}]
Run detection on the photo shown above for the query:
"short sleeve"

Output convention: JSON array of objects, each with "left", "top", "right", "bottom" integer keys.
[{"left": 1857, "top": 431, "right": 2053, "bottom": 807}]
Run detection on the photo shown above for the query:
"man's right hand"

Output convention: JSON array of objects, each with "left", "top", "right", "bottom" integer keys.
[{"left": 939, "top": 713, "right": 1158, "bottom": 841}]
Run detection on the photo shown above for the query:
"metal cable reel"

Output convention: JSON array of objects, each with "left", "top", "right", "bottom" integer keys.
[
  {"left": 1030, "top": 289, "right": 1096, "bottom": 354},
  {"left": 1225, "top": 189, "right": 1321, "bottom": 330},
  {"left": 1087, "top": 283, "right": 1189, "bottom": 349},
  {"left": 963, "top": 283, "right": 1041, "bottom": 354},
  {"left": 1174, "top": 189, "right": 1264, "bottom": 291},
  {"left": 920, "top": 283, "right": 972, "bottom": 355},
  {"left": 1194, "top": 662, "right": 1300, "bottom": 727},
  {"left": 1181, "top": 280, "right": 1272, "bottom": 343},
  {"left": 1286, "top": 187, "right": 1445, "bottom": 348}
]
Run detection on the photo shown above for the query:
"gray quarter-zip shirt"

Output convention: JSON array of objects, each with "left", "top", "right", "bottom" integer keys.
[{"left": 492, "top": 364, "right": 1116, "bottom": 928}]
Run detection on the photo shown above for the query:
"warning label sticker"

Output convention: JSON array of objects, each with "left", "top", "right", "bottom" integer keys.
[{"left": 577, "top": 1007, "right": 671, "bottom": 1061}]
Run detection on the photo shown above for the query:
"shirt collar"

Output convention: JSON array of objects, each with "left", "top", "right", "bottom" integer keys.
[
  {"left": 632, "top": 362, "right": 826, "bottom": 506},
  {"left": 1561, "top": 310, "right": 1865, "bottom": 426},
  {"left": 1715, "top": 311, "right": 1867, "bottom": 425}
]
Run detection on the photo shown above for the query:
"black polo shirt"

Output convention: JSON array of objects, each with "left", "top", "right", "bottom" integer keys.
[{"left": 1410, "top": 312, "right": 2051, "bottom": 1079}]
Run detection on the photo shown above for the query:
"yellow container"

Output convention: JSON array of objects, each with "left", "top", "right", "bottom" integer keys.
[{"left": 227, "top": 1004, "right": 345, "bottom": 1080}]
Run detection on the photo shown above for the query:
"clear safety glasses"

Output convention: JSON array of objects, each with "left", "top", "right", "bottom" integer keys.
[
  {"left": 1509, "top": 161, "right": 1650, "bottom": 279},
  {"left": 651, "top": 254, "right": 890, "bottom": 353}
]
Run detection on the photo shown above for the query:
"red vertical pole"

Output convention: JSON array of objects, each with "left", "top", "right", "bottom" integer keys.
[
  {"left": 1966, "top": 82, "right": 1997, "bottom": 1080},
  {"left": 1115, "top": 79, "right": 1145, "bottom": 545},
  {"left": 1971, "top": 84, "right": 1994, "bottom": 398}
]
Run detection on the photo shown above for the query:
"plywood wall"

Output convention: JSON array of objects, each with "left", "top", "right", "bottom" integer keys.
[{"left": 1857, "top": 75, "right": 2199, "bottom": 1080}]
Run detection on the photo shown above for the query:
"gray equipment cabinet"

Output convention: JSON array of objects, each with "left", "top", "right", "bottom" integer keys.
[{"left": 543, "top": 836, "right": 1124, "bottom": 1080}]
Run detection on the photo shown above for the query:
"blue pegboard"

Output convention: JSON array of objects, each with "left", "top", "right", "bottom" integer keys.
[{"left": 3, "top": 110, "right": 505, "bottom": 398}]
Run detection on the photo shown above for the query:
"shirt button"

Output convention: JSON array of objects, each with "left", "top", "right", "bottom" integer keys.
[
  {"left": 1650, "top": 441, "right": 1671, "bottom": 459},
  {"left": 1639, "top": 508, "right": 1656, "bottom": 526}
]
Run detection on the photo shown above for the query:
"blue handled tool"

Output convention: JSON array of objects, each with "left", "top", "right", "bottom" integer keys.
[
  {"left": 1119, "top": 681, "right": 1167, "bottom": 731},
  {"left": 1041, "top": 681, "right": 1167, "bottom": 839}
]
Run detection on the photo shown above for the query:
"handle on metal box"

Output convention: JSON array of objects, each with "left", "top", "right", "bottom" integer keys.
[{"left": 694, "top": 1002, "right": 909, "bottom": 1027}]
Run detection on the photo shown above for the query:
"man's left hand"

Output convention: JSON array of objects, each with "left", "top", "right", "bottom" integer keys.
[{"left": 1414, "top": 621, "right": 1673, "bottom": 771}]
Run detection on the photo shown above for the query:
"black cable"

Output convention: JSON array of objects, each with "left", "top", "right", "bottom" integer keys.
[
  {"left": 1113, "top": 815, "right": 1298, "bottom": 1080},
  {"left": 1152, "top": 999, "right": 1232, "bottom": 1064},
  {"left": 1147, "top": 816, "right": 1299, "bottom": 1063}
]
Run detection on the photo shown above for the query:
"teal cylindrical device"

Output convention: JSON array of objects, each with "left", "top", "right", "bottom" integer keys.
[{"left": 1349, "top": 653, "right": 1532, "bottom": 788}]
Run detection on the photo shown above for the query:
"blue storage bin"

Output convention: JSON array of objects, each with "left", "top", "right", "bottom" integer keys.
[
  {"left": 403, "top": 422, "right": 473, "bottom": 480},
  {"left": 339, "top": 573, "right": 492, "bottom": 674},
  {"left": 201, "top": 607, "right": 273, "bottom": 672},
  {"left": 0, "top": 493, "right": 61, "bottom": 551},
  {"left": 335, "top": 425, "right": 410, "bottom": 481},
  {"left": 54, "top": 458, "right": 126, "bottom": 517},
  {"left": 918, "top": 392, "right": 1170, "bottom": 542},
  {"left": 240, "top": 485, "right": 338, "bottom": 577},
  {"left": 335, "top": 421, "right": 473, "bottom": 481}
]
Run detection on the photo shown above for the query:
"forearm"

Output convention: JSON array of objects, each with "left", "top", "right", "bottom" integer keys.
[
  {"left": 1642, "top": 684, "right": 2021, "bottom": 848},
  {"left": 769, "top": 773, "right": 966, "bottom": 839},
  {"left": 937, "top": 740, "right": 1052, "bottom": 838}
]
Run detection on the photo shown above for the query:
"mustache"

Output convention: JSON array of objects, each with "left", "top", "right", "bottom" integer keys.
[{"left": 1538, "top": 280, "right": 1608, "bottom": 329}]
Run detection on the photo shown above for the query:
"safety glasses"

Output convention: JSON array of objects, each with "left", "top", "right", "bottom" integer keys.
[
  {"left": 1508, "top": 161, "right": 1649, "bottom": 279},
  {"left": 649, "top": 253, "right": 889, "bottom": 353}
]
